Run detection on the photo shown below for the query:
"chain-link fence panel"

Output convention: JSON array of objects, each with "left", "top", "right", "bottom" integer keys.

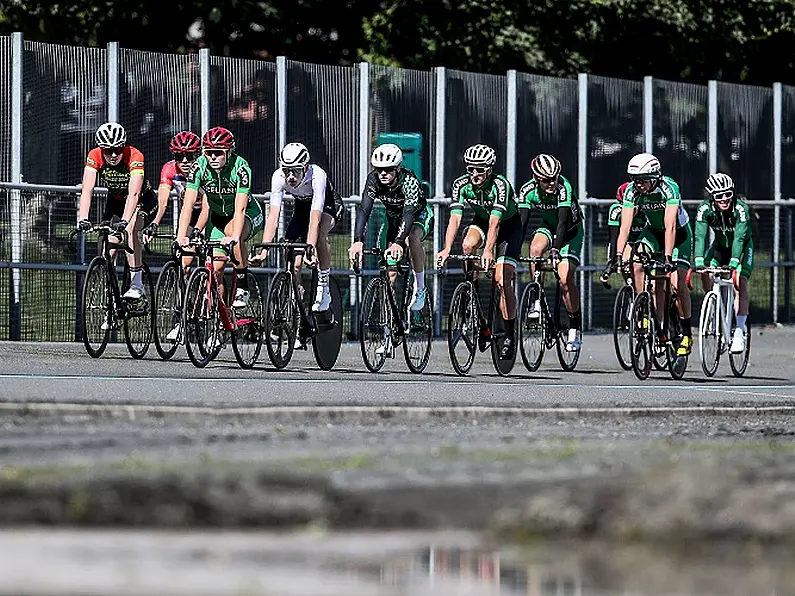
[
  {"left": 587, "top": 76, "right": 644, "bottom": 198},
  {"left": 652, "top": 79, "right": 708, "bottom": 199},
  {"left": 781, "top": 86, "right": 795, "bottom": 199},
  {"left": 717, "top": 82, "right": 774, "bottom": 200},
  {"left": 210, "top": 56, "right": 277, "bottom": 194},
  {"left": 0, "top": 36, "right": 11, "bottom": 184},
  {"left": 119, "top": 49, "right": 201, "bottom": 186},
  {"left": 516, "top": 73, "right": 578, "bottom": 189},
  {"left": 444, "top": 70, "right": 507, "bottom": 192},
  {"left": 286, "top": 60, "right": 358, "bottom": 198},
  {"left": 22, "top": 42, "right": 107, "bottom": 186}
]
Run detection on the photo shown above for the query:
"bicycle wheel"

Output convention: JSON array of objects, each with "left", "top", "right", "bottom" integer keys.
[
  {"left": 264, "top": 271, "right": 298, "bottom": 370},
  {"left": 554, "top": 286, "right": 580, "bottom": 372},
  {"left": 612, "top": 285, "right": 634, "bottom": 370},
  {"left": 232, "top": 271, "right": 264, "bottom": 369},
  {"left": 665, "top": 299, "right": 688, "bottom": 380},
  {"left": 490, "top": 285, "right": 516, "bottom": 376},
  {"left": 729, "top": 316, "right": 751, "bottom": 377},
  {"left": 124, "top": 263, "right": 155, "bottom": 359},
  {"left": 629, "top": 291, "right": 653, "bottom": 380},
  {"left": 81, "top": 256, "right": 111, "bottom": 358},
  {"left": 183, "top": 267, "right": 221, "bottom": 368},
  {"left": 153, "top": 260, "right": 181, "bottom": 360},
  {"left": 447, "top": 281, "right": 478, "bottom": 376},
  {"left": 359, "top": 277, "right": 389, "bottom": 373},
  {"left": 313, "top": 275, "right": 343, "bottom": 371},
  {"left": 519, "top": 282, "right": 545, "bottom": 372},
  {"left": 402, "top": 277, "right": 433, "bottom": 374},
  {"left": 699, "top": 291, "right": 720, "bottom": 377}
]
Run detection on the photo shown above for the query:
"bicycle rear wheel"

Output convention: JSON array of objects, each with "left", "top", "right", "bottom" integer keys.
[
  {"left": 313, "top": 275, "right": 343, "bottom": 371},
  {"left": 81, "top": 256, "right": 111, "bottom": 358},
  {"left": 359, "top": 277, "right": 389, "bottom": 373},
  {"left": 264, "top": 271, "right": 297, "bottom": 370},
  {"left": 123, "top": 263, "right": 154, "bottom": 359},
  {"left": 183, "top": 267, "right": 221, "bottom": 368},
  {"left": 447, "top": 281, "right": 478, "bottom": 376},
  {"left": 554, "top": 285, "right": 580, "bottom": 372},
  {"left": 612, "top": 285, "right": 633, "bottom": 370},
  {"left": 729, "top": 316, "right": 751, "bottom": 377},
  {"left": 698, "top": 291, "right": 720, "bottom": 377},
  {"left": 153, "top": 260, "right": 182, "bottom": 360},
  {"left": 519, "top": 282, "right": 545, "bottom": 372},
  {"left": 666, "top": 299, "right": 688, "bottom": 380},
  {"left": 232, "top": 271, "right": 264, "bottom": 369},
  {"left": 629, "top": 291, "right": 653, "bottom": 380},
  {"left": 402, "top": 276, "right": 433, "bottom": 374}
]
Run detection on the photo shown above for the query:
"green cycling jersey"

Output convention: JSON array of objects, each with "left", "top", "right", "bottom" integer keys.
[
  {"left": 622, "top": 175, "right": 689, "bottom": 231},
  {"left": 186, "top": 153, "right": 253, "bottom": 217},
  {"left": 608, "top": 201, "right": 645, "bottom": 238},
  {"left": 517, "top": 174, "right": 583, "bottom": 230},
  {"left": 694, "top": 198, "right": 753, "bottom": 269},
  {"left": 449, "top": 173, "right": 519, "bottom": 221}
]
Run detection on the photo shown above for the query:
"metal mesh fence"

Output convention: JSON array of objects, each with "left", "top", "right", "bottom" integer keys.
[
  {"left": 0, "top": 36, "right": 11, "bottom": 183},
  {"left": 652, "top": 79, "right": 708, "bottom": 199},
  {"left": 781, "top": 86, "right": 795, "bottom": 199},
  {"left": 516, "top": 73, "right": 579, "bottom": 187},
  {"left": 119, "top": 49, "right": 201, "bottom": 185},
  {"left": 286, "top": 60, "right": 359, "bottom": 198},
  {"left": 22, "top": 41, "right": 107, "bottom": 186},
  {"left": 444, "top": 70, "right": 507, "bottom": 191},
  {"left": 209, "top": 56, "right": 277, "bottom": 194},
  {"left": 717, "top": 82, "right": 774, "bottom": 199},
  {"left": 587, "top": 76, "right": 644, "bottom": 198}
]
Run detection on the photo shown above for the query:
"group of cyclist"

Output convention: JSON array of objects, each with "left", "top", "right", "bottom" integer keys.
[{"left": 76, "top": 120, "right": 753, "bottom": 363}]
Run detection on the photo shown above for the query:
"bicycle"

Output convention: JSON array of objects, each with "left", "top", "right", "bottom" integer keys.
[
  {"left": 692, "top": 266, "right": 751, "bottom": 377},
  {"left": 68, "top": 219, "right": 154, "bottom": 359},
  {"left": 517, "top": 256, "right": 580, "bottom": 372},
  {"left": 253, "top": 241, "right": 342, "bottom": 371},
  {"left": 353, "top": 247, "right": 433, "bottom": 374},
  {"left": 627, "top": 244, "right": 688, "bottom": 380},
  {"left": 181, "top": 236, "right": 264, "bottom": 369},
  {"left": 441, "top": 254, "right": 516, "bottom": 376},
  {"left": 601, "top": 265, "right": 635, "bottom": 371}
]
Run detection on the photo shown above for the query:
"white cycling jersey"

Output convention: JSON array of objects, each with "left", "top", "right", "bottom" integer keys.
[{"left": 269, "top": 164, "right": 328, "bottom": 212}]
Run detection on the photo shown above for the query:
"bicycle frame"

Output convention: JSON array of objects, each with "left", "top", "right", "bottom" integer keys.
[
  {"left": 196, "top": 240, "right": 242, "bottom": 334},
  {"left": 355, "top": 247, "right": 413, "bottom": 342},
  {"left": 704, "top": 269, "right": 736, "bottom": 350}
]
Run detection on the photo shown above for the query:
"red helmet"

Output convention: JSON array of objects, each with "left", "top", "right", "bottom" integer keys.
[
  {"left": 170, "top": 131, "right": 201, "bottom": 153},
  {"left": 616, "top": 181, "right": 631, "bottom": 202},
  {"left": 202, "top": 126, "right": 235, "bottom": 150}
]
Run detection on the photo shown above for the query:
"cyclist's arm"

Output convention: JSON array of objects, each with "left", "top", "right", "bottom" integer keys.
[
  {"left": 78, "top": 166, "right": 98, "bottom": 222},
  {"left": 121, "top": 174, "right": 144, "bottom": 223},
  {"left": 393, "top": 174, "right": 423, "bottom": 246},
  {"left": 694, "top": 201, "right": 709, "bottom": 268},
  {"left": 442, "top": 212, "right": 462, "bottom": 251},
  {"left": 607, "top": 225, "right": 620, "bottom": 263},
  {"left": 552, "top": 206, "right": 570, "bottom": 251},
  {"left": 177, "top": 187, "right": 199, "bottom": 240},
  {"left": 484, "top": 213, "right": 501, "bottom": 255},
  {"left": 517, "top": 180, "right": 533, "bottom": 240},
  {"left": 306, "top": 166, "right": 328, "bottom": 249},
  {"left": 195, "top": 197, "right": 209, "bottom": 231},
  {"left": 616, "top": 207, "right": 634, "bottom": 259},
  {"left": 153, "top": 183, "right": 171, "bottom": 227},
  {"left": 230, "top": 192, "right": 248, "bottom": 241},
  {"left": 663, "top": 203, "right": 678, "bottom": 259},
  {"left": 353, "top": 173, "right": 378, "bottom": 243},
  {"left": 261, "top": 170, "right": 284, "bottom": 244},
  {"left": 730, "top": 202, "right": 751, "bottom": 270}
]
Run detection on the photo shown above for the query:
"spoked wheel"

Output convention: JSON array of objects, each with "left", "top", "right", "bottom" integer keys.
[
  {"left": 489, "top": 286, "right": 516, "bottom": 376},
  {"left": 264, "top": 271, "right": 298, "bottom": 370},
  {"left": 447, "top": 281, "right": 478, "bottom": 376},
  {"left": 612, "top": 285, "right": 634, "bottom": 370},
  {"left": 313, "top": 275, "right": 344, "bottom": 371},
  {"left": 729, "top": 316, "right": 751, "bottom": 377},
  {"left": 232, "top": 271, "right": 264, "bottom": 369},
  {"left": 666, "top": 299, "right": 688, "bottom": 380},
  {"left": 554, "top": 285, "right": 580, "bottom": 372},
  {"left": 519, "top": 282, "right": 545, "bottom": 372},
  {"left": 359, "top": 277, "right": 390, "bottom": 373},
  {"left": 81, "top": 257, "right": 111, "bottom": 358},
  {"left": 629, "top": 291, "right": 653, "bottom": 380},
  {"left": 699, "top": 291, "right": 720, "bottom": 377},
  {"left": 123, "top": 263, "right": 155, "bottom": 359},
  {"left": 402, "top": 278, "right": 433, "bottom": 374},
  {"left": 183, "top": 267, "right": 222, "bottom": 368},
  {"left": 154, "top": 260, "right": 182, "bottom": 360}
]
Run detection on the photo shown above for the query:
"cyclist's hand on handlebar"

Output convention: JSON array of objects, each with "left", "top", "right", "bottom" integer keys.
[
  {"left": 550, "top": 248, "right": 561, "bottom": 270},
  {"left": 112, "top": 218, "right": 128, "bottom": 232},
  {"left": 481, "top": 247, "right": 494, "bottom": 270},
  {"left": 663, "top": 255, "right": 676, "bottom": 274},
  {"left": 348, "top": 241, "right": 363, "bottom": 269},
  {"left": 386, "top": 242, "right": 403, "bottom": 263},
  {"left": 435, "top": 248, "right": 450, "bottom": 268},
  {"left": 177, "top": 236, "right": 191, "bottom": 249},
  {"left": 599, "top": 268, "right": 611, "bottom": 285},
  {"left": 77, "top": 219, "right": 92, "bottom": 232},
  {"left": 221, "top": 235, "right": 238, "bottom": 248},
  {"left": 250, "top": 248, "right": 268, "bottom": 265}
]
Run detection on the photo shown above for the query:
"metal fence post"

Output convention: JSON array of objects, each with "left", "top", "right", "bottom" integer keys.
[
  {"left": 707, "top": 81, "right": 718, "bottom": 175},
  {"left": 433, "top": 66, "right": 446, "bottom": 337},
  {"left": 276, "top": 56, "right": 287, "bottom": 266},
  {"left": 643, "top": 76, "right": 653, "bottom": 153},
  {"left": 577, "top": 73, "right": 588, "bottom": 329},
  {"left": 199, "top": 48, "right": 210, "bottom": 134},
  {"left": 10, "top": 32, "right": 24, "bottom": 340},
  {"left": 506, "top": 70, "right": 518, "bottom": 190},
  {"left": 107, "top": 42, "right": 119, "bottom": 122},
  {"left": 355, "top": 61, "right": 370, "bottom": 338},
  {"left": 773, "top": 82, "right": 782, "bottom": 324}
]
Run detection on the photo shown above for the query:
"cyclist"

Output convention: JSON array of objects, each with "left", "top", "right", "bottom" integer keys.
[
  {"left": 77, "top": 122, "right": 157, "bottom": 301},
  {"left": 615, "top": 152, "right": 694, "bottom": 356},
  {"left": 436, "top": 144, "right": 521, "bottom": 360},
  {"left": 176, "top": 126, "right": 264, "bottom": 311},
  {"left": 600, "top": 181, "right": 645, "bottom": 284},
  {"left": 349, "top": 143, "right": 433, "bottom": 311},
  {"left": 252, "top": 142, "right": 343, "bottom": 312},
  {"left": 694, "top": 172, "right": 753, "bottom": 353},
  {"left": 518, "top": 153, "right": 584, "bottom": 352}
]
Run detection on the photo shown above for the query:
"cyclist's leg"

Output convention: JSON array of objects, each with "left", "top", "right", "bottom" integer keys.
[
  {"left": 232, "top": 201, "right": 264, "bottom": 307},
  {"left": 558, "top": 224, "right": 583, "bottom": 338},
  {"left": 494, "top": 216, "right": 521, "bottom": 321},
  {"left": 736, "top": 241, "right": 753, "bottom": 323},
  {"left": 407, "top": 205, "right": 433, "bottom": 309},
  {"left": 284, "top": 203, "right": 309, "bottom": 300},
  {"left": 529, "top": 227, "right": 552, "bottom": 277},
  {"left": 672, "top": 225, "right": 693, "bottom": 353},
  {"left": 700, "top": 244, "right": 718, "bottom": 292},
  {"left": 126, "top": 188, "right": 157, "bottom": 296}
]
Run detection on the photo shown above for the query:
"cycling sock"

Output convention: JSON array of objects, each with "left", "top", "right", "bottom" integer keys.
[
  {"left": 414, "top": 270, "right": 425, "bottom": 291},
  {"left": 567, "top": 310, "right": 582, "bottom": 330},
  {"left": 319, "top": 268, "right": 330, "bottom": 288},
  {"left": 504, "top": 316, "right": 515, "bottom": 338},
  {"left": 130, "top": 267, "right": 142, "bottom": 288},
  {"left": 235, "top": 268, "right": 249, "bottom": 291},
  {"left": 680, "top": 316, "right": 692, "bottom": 337},
  {"left": 736, "top": 314, "right": 747, "bottom": 330}
]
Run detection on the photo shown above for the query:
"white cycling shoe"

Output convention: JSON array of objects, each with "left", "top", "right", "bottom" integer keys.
[
  {"left": 233, "top": 289, "right": 250, "bottom": 308},
  {"left": 408, "top": 287, "right": 427, "bottom": 311},
  {"left": 312, "top": 285, "right": 331, "bottom": 312},
  {"left": 123, "top": 286, "right": 144, "bottom": 300},
  {"left": 730, "top": 328, "right": 746, "bottom": 354},
  {"left": 565, "top": 328, "right": 582, "bottom": 352}
]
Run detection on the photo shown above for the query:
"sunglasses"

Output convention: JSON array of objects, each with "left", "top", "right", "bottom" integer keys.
[
  {"left": 466, "top": 166, "right": 489, "bottom": 175},
  {"left": 714, "top": 191, "right": 734, "bottom": 202},
  {"left": 173, "top": 151, "right": 198, "bottom": 162},
  {"left": 102, "top": 148, "right": 123, "bottom": 157},
  {"left": 375, "top": 167, "right": 397, "bottom": 175},
  {"left": 204, "top": 149, "right": 227, "bottom": 158},
  {"left": 536, "top": 175, "right": 557, "bottom": 184},
  {"left": 283, "top": 166, "right": 304, "bottom": 176}
]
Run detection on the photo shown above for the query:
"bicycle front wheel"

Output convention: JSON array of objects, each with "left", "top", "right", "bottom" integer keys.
[
  {"left": 699, "top": 291, "right": 720, "bottom": 377},
  {"left": 554, "top": 285, "right": 580, "bottom": 372},
  {"left": 232, "top": 271, "right": 264, "bottom": 369},
  {"left": 359, "top": 277, "right": 389, "bottom": 373},
  {"left": 153, "top": 260, "right": 182, "bottom": 360},
  {"left": 729, "top": 316, "right": 751, "bottom": 377},
  {"left": 403, "top": 279, "right": 433, "bottom": 374},
  {"left": 183, "top": 267, "right": 220, "bottom": 368},
  {"left": 612, "top": 285, "right": 633, "bottom": 370},
  {"left": 629, "top": 291, "right": 653, "bottom": 380},
  {"left": 518, "top": 282, "right": 545, "bottom": 372},
  {"left": 264, "top": 271, "right": 298, "bottom": 370},
  {"left": 81, "top": 257, "right": 111, "bottom": 358},
  {"left": 666, "top": 299, "right": 688, "bottom": 380},
  {"left": 447, "top": 281, "right": 477, "bottom": 376},
  {"left": 124, "top": 263, "right": 154, "bottom": 359}
]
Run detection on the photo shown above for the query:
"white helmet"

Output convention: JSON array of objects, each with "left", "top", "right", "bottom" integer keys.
[
  {"left": 95, "top": 122, "right": 127, "bottom": 149},
  {"left": 627, "top": 153, "right": 661, "bottom": 178},
  {"left": 371, "top": 143, "right": 403, "bottom": 168},
  {"left": 463, "top": 144, "right": 496, "bottom": 167},
  {"left": 279, "top": 142, "right": 310, "bottom": 168},
  {"left": 530, "top": 153, "right": 561, "bottom": 179},
  {"left": 705, "top": 172, "right": 734, "bottom": 195}
]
